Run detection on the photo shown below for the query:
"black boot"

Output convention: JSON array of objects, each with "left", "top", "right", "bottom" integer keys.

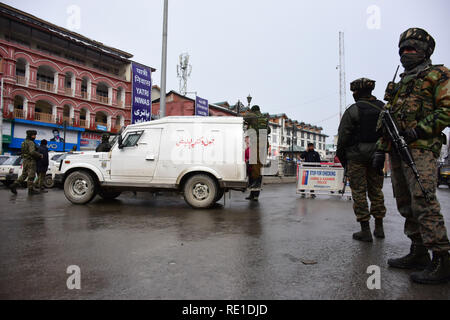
[
  {"left": 374, "top": 218, "right": 385, "bottom": 239},
  {"left": 388, "top": 244, "right": 431, "bottom": 270},
  {"left": 410, "top": 251, "right": 450, "bottom": 284},
  {"left": 353, "top": 221, "right": 373, "bottom": 242},
  {"left": 10, "top": 182, "right": 18, "bottom": 195}
]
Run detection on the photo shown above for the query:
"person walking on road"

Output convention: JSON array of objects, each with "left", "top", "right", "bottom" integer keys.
[
  {"left": 337, "top": 78, "right": 386, "bottom": 243},
  {"left": 9, "top": 130, "right": 43, "bottom": 195},
  {"left": 35, "top": 139, "right": 49, "bottom": 193}
]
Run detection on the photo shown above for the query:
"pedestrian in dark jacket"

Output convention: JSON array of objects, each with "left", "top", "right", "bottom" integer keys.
[
  {"left": 35, "top": 139, "right": 49, "bottom": 192},
  {"left": 300, "top": 143, "right": 321, "bottom": 164},
  {"left": 299, "top": 143, "right": 321, "bottom": 198}
]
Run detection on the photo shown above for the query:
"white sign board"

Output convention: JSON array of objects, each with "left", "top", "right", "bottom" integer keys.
[{"left": 297, "top": 165, "right": 345, "bottom": 192}]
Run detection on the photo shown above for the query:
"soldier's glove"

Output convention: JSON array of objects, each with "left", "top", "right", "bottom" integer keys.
[
  {"left": 400, "top": 127, "right": 425, "bottom": 144},
  {"left": 372, "top": 151, "right": 386, "bottom": 176}
]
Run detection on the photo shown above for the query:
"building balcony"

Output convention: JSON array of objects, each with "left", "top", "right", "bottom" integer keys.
[
  {"left": 37, "top": 80, "right": 54, "bottom": 92},
  {"left": 118, "top": 101, "right": 124, "bottom": 108},
  {"left": 62, "top": 117, "right": 73, "bottom": 126},
  {"left": 79, "top": 119, "right": 87, "bottom": 128},
  {"left": 34, "top": 112, "right": 54, "bottom": 123},
  {"left": 96, "top": 95, "right": 109, "bottom": 104},
  {"left": 81, "top": 91, "right": 88, "bottom": 99},
  {"left": 14, "top": 109, "right": 25, "bottom": 119},
  {"left": 16, "top": 75, "right": 27, "bottom": 86},
  {"left": 65, "top": 87, "right": 73, "bottom": 96}
]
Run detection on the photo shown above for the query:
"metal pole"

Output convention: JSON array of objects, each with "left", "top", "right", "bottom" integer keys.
[
  {"left": 0, "top": 78, "right": 3, "bottom": 155},
  {"left": 338, "top": 31, "right": 346, "bottom": 120},
  {"left": 63, "top": 120, "right": 66, "bottom": 152},
  {"left": 159, "top": 0, "right": 169, "bottom": 118}
]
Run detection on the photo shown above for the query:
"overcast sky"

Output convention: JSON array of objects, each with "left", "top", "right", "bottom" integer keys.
[{"left": 6, "top": 0, "right": 450, "bottom": 142}]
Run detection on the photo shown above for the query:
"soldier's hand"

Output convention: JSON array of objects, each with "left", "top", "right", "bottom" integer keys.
[{"left": 400, "top": 128, "right": 423, "bottom": 144}]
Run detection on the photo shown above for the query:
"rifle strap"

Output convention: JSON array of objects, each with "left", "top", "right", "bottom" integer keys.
[{"left": 358, "top": 101, "right": 384, "bottom": 112}]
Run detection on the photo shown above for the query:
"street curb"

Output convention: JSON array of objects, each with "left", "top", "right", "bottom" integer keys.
[{"left": 263, "top": 176, "right": 296, "bottom": 184}]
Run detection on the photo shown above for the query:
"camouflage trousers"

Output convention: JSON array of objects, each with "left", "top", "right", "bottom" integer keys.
[
  {"left": 15, "top": 159, "right": 36, "bottom": 190},
  {"left": 348, "top": 160, "right": 386, "bottom": 222},
  {"left": 390, "top": 149, "right": 450, "bottom": 252}
]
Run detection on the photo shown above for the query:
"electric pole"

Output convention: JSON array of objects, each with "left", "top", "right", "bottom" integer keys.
[{"left": 338, "top": 31, "right": 346, "bottom": 120}]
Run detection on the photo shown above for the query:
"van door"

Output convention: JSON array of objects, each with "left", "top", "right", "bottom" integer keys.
[{"left": 110, "top": 128, "right": 162, "bottom": 183}]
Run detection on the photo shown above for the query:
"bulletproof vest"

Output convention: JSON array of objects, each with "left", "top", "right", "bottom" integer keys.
[{"left": 355, "top": 100, "right": 384, "bottom": 143}]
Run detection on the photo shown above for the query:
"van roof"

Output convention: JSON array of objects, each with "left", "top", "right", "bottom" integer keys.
[{"left": 127, "top": 116, "right": 244, "bottom": 129}]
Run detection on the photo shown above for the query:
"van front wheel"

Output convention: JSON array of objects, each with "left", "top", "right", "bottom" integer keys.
[
  {"left": 64, "top": 171, "right": 97, "bottom": 204},
  {"left": 183, "top": 174, "right": 218, "bottom": 209}
]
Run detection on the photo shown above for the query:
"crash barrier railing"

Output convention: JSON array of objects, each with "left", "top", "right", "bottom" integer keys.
[
  {"left": 296, "top": 162, "right": 352, "bottom": 199},
  {"left": 283, "top": 161, "right": 297, "bottom": 176}
]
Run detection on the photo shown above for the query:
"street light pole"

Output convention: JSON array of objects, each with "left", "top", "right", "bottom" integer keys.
[{"left": 159, "top": 0, "right": 169, "bottom": 118}]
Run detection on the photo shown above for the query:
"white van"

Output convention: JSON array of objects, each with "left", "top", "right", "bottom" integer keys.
[{"left": 59, "top": 117, "right": 248, "bottom": 208}]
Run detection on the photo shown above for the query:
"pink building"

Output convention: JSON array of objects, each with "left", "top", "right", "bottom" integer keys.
[{"left": 0, "top": 3, "right": 154, "bottom": 152}]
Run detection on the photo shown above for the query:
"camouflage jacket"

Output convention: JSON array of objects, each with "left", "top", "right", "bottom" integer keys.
[
  {"left": 21, "top": 138, "right": 41, "bottom": 161},
  {"left": 377, "top": 64, "right": 450, "bottom": 156},
  {"left": 244, "top": 111, "right": 271, "bottom": 134}
]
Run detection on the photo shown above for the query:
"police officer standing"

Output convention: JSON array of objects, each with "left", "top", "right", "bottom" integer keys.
[
  {"left": 337, "top": 78, "right": 386, "bottom": 242},
  {"left": 373, "top": 28, "right": 450, "bottom": 284},
  {"left": 244, "top": 105, "right": 270, "bottom": 201},
  {"left": 96, "top": 133, "right": 111, "bottom": 152},
  {"left": 10, "top": 130, "right": 43, "bottom": 195}
]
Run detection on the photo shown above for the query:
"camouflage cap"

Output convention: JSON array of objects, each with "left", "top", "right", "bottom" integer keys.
[
  {"left": 350, "top": 78, "right": 375, "bottom": 92},
  {"left": 399, "top": 28, "right": 435, "bottom": 57},
  {"left": 250, "top": 105, "right": 260, "bottom": 112}
]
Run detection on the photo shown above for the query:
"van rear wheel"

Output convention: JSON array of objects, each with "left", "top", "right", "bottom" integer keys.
[
  {"left": 183, "top": 174, "right": 218, "bottom": 209},
  {"left": 44, "top": 174, "right": 54, "bottom": 188},
  {"left": 64, "top": 171, "right": 97, "bottom": 204}
]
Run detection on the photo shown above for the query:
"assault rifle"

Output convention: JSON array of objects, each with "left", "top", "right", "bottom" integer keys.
[
  {"left": 380, "top": 110, "right": 431, "bottom": 203},
  {"left": 340, "top": 165, "right": 349, "bottom": 197}
]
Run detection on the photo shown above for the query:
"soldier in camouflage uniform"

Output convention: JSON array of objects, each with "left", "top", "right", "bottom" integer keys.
[
  {"left": 96, "top": 133, "right": 112, "bottom": 152},
  {"left": 373, "top": 28, "right": 450, "bottom": 284},
  {"left": 244, "top": 105, "right": 270, "bottom": 201},
  {"left": 10, "top": 130, "right": 43, "bottom": 195},
  {"left": 337, "top": 78, "right": 386, "bottom": 242}
]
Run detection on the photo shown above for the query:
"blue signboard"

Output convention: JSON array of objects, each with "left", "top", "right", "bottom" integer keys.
[
  {"left": 96, "top": 124, "right": 107, "bottom": 131},
  {"left": 195, "top": 96, "right": 209, "bottom": 117},
  {"left": 132, "top": 63, "right": 152, "bottom": 124}
]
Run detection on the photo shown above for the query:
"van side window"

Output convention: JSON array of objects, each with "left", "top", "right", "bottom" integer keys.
[{"left": 122, "top": 131, "right": 143, "bottom": 148}]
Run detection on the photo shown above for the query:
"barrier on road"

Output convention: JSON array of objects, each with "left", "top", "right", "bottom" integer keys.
[{"left": 296, "top": 162, "right": 352, "bottom": 199}]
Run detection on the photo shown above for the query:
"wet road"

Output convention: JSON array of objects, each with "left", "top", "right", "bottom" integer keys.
[{"left": 0, "top": 180, "right": 449, "bottom": 300}]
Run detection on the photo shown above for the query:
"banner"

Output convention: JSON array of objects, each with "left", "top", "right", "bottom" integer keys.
[
  {"left": 195, "top": 96, "right": 209, "bottom": 117},
  {"left": 80, "top": 131, "right": 102, "bottom": 150},
  {"left": 132, "top": 63, "right": 152, "bottom": 124},
  {"left": 10, "top": 123, "right": 79, "bottom": 152},
  {"left": 297, "top": 166, "right": 344, "bottom": 191}
]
